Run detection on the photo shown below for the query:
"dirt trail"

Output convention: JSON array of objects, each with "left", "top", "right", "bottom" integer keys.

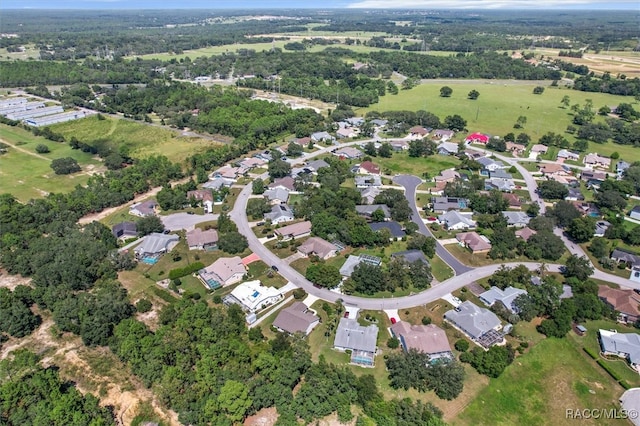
[
  {"left": 77, "top": 176, "right": 191, "bottom": 225},
  {"left": 1, "top": 318, "right": 179, "bottom": 426},
  {"left": 0, "top": 136, "right": 50, "bottom": 160}
]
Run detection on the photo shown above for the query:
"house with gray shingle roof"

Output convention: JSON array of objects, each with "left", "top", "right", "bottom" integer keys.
[
  {"left": 273, "top": 302, "right": 320, "bottom": 336},
  {"left": 599, "top": 329, "right": 640, "bottom": 374},
  {"left": 479, "top": 286, "right": 528, "bottom": 314},
  {"left": 334, "top": 318, "right": 378, "bottom": 367},
  {"left": 444, "top": 301, "right": 502, "bottom": 346}
]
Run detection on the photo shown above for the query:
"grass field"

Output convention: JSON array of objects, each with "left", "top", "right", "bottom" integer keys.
[
  {"left": 358, "top": 82, "right": 640, "bottom": 156},
  {"left": 50, "top": 115, "right": 221, "bottom": 164},
  {"left": 0, "top": 124, "right": 102, "bottom": 201},
  {"left": 376, "top": 152, "right": 460, "bottom": 177},
  {"left": 453, "top": 337, "right": 630, "bottom": 426}
]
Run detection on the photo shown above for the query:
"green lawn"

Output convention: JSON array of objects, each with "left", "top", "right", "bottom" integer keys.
[
  {"left": 50, "top": 115, "right": 221, "bottom": 164},
  {"left": 431, "top": 256, "right": 454, "bottom": 282},
  {"left": 445, "top": 243, "right": 569, "bottom": 268},
  {"left": 453, "top": 337, "right": 631, "bottom": 426},
  {"left": 0, "top": 124, "right": 102, "bottom": 201},
  {"left": 358, "top": 82, "right": 640, "bottom": 155},
  {"left": 376, "top": 152, "right": 460, "bottom": 177}
]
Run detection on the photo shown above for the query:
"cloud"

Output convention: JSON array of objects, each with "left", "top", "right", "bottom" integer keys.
[{"left": 347, "top": 0, "right": 638, "bottom": 8}]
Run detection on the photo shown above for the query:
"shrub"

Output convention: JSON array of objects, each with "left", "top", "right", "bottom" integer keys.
[
  {"left": 136, "top": 299, "right": 152, "bottom": 313},
  {"left": 168, "top": 262, "right": 205, "bottom": 280},
  {"left": 454, "top": 339, "right": 470, "bottom": 352},
  {"left": 212, "top": 295, "right": 222, "bottom": 304},
  {"left": 387, "top": 337, "right": 400, "bottom": 349},
  {"left": 35, "top": 144, "right": 50, "bottom": 154},
  {"left": 421, "top": 316, "right": 432, "bottom": 325}
]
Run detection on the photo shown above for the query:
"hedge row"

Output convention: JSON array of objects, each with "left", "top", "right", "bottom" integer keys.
[
  {"left": 168, "top": 262, "right": 205, "bottom": 280},
  {"left": 583, "top": 347, "right": 598, "bottom": 359},
  {"left": 596, "top": 359, "right": 623, "bottom": 382}
]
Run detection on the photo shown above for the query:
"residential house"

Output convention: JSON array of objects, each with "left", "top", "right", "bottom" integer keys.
[
  {"left": 295, "top": 136, "right": 312, "bottom": 147},
  {"left": 263, "top": 187, "right": 290, "bottom": 205},
  {"left": 630, "top": 206, "right": 640, "bottom": 221},
  {"left": 371, "top": 119, "right": 387, "bottom": 127},
  {"left": 431, "top": 196, "right": 468, "bottom": 213},
  {"left": 333, "top": 146, "right": 363, "bottom": 159},
  {"left": 203, "top": 177, "right": 234, "bottom": 191},
  {"left": 557, "top": 149, "right": 580, "bottom": 162},
  {"left": 611, "top": 248, "right": 640, "bottom": 268},
  {"left": 457, "top": 231, "right": 492, "bottom": 253},
  {"left": 502, "top": 193, "right": 522, "bottom": 209},
  {"left": 515, "top": 227, "right": 537, "bottom": 241},
  {"left": 580, "top": 170, "right": 607, "bottom": 183},
  {"left": 272, "top": 302, "right": 320, "bottom": 336},
  {"left": 631, "top": 265, "right": 640, "bottom": 283},
  {"left": 336, "top": 127, "right": 357, "bottom": 139},
  {"left": 198, "top": 256, "right": 246, "bottom": 289},
  {"left": 355, "top": 175, "right": 382, "bottom": 188},
  {"left": 369, "top": 221, "right": 406, "bottom": 239},
  {"left": 358, "top": 160, "right": 381, "bottom": 175},
  {"left": 594, "top": 220, "right": 611, "bottom": 237},
  {"left": 617, "top": 160, "right": 630, "bottom": 180},
  {"left": 298, "top": 237, "right": 337, "bottom": 260},
  {"left": 598, "top": 329, "right": 640, "bottom": 374},
  {"left": 339, "top": 254, "right": 382, "bottom": 277},
  {"left": 584, "top": 153, "right": 612, "bottom": 170},
  {"left": 390, "top": 140, "right": 409, "bottom": 151},
  {"left": 505, "top": 142, "right": 525, "bottom": 156},
  {"left": 334, "top": 318, "right": 378, "bottom": 367},
  {"left": 565, "top": 188, "right": 585, "bottom": 201},
  {"left": 538, "top": 163, "right": 570, "bottom": 177},
  {"left": 355, "top": 204, "right": 392, "bottom": 221},
  {"left": 391, "top": 250, "right": 429, "bottom": 265},
  {"left": 434, "top": 169, "right": 460, "bottom": 184},
  {"left": 306, "top": 159, "right": 329, "bottom": 173},
  {"left": 238, "top": 157, "right": 267, "bottom": 170},
  {"left": 112, "top": 222, "right": 137, "bottom": 239},
  {"left": 477, "top": 157, "right": 506, "bottom": 172},
  {"left": 479, "top": 286, "right": 528, "bottom": 314},
  {"left": 438, "top": 210, "right": 476, "bottom": 230},
  {"left": 432, "top": 129, "right": 455, "bottom": 142},
  {"left": 345, "top": 117, "right": 364, "bottom": 126},
  {"left": 269, "top": 176, "right": 295, "bottom": 192},
  {"left": 444, "top": 301, "right": 503, "bottom": 347},
  {"left": 187, "top": 189, "right": 214, "bottom": 213},
  {"left": 228, "top": 280, "right": 283, "bottom": 313},
  {"left": 212, "top": 164, "right": 240, "bottom": 179},
  {"left": 186, "top": 228, "right": 218, "bottom": 251},
  {"left": 274, "top": 221, "right": 312, "bottom": 240},
  {"left": 360, "top": 186, "right": 381, "bottom": 204},
  {"left": 464, "top": 132, "right": 490, "bottom": 145},
  {"left": 485, "top": 178, "right": 515, "bottom": 192},
  {"left": 489, "top": 169, "right": 513, "bottom": 180},
  {"left": 530, "top": 144, "right": 548, "bottom": 155},
  {"left": 390, "top": 322, "right": 452, "bottom": 361},
  {"left": 464, "top": 149, "right": 486, "bottom": 160},
  {"left": 598, "top": 285, "right": 640, "bottom": 323},
  {"left": 502, "top": 211, "right": 531, "bottom": 227},
  {"left": 134, "top": 233, "right": 179, "bottom": 259},
  {"left": 311, "top": 131, "right": 334, "bottom": 143},
  {"left": 264, "top": 204, "right": 295, "bottom": 224},
  {"left": 437, "top": 142, "right": 459, "bottom": 156},
  {"left": 129, "top": 200, "right": 158, "bottom": 217},
  {"left": 409, "top": 126, "right": 429, "bottom": 137}
]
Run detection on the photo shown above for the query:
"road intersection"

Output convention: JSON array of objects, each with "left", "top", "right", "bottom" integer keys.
[{"left": 229, "top": 138, "right": 638, "bottom": 310}]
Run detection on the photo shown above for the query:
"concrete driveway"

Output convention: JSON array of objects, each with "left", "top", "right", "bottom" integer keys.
[{"left": 161, "top": 212, "right": 219, "bottom": 231}]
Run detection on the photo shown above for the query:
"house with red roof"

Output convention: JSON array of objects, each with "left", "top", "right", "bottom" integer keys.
[
  {"left": 465, "top": 132, "right": 490, "bottom": 145},
  {"left": 358, "top": 161, "right": 381, "bottom": 175}
]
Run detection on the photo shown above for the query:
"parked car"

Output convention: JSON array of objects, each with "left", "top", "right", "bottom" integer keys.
[
  {"left": 271, "top": 265, "right": 279, "bottom": 272},
  {"left": 390, "top": 317, "right": 397, "bottom": 324},
  {"left": 256, "top": 221, "right": 265, "bottom": 226}
]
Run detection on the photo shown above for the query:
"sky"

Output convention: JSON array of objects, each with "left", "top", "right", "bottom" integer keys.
[{"left": 1, "top": 0, "right": 638, "bottom": 10}]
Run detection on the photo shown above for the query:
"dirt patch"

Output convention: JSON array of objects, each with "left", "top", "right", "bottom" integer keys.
[
  {"left": 244, "top": 407, "right": 279, "bottom": 426},
  {"left": 0, "top": 269, "right": 32, "bottom": 290}
]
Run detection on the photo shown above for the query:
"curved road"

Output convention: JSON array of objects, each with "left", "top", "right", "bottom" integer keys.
[
  {"left": 393, "top": 175, "right": 472, "bottom": 275},
  {"left": 231, "top": 178, "right": 638, "bottom": 310}
]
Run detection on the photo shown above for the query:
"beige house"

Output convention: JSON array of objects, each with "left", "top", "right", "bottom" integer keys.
[
  {"left": 298, "top": 237, "right": 337, "bottom": 260},
  {"left": 197, "top": 256, "right": 246, "bottom": 289}
]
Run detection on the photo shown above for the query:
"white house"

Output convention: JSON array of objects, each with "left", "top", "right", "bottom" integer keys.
[{"left": 229, "top": 280, "right": 283, "bottom": 313}]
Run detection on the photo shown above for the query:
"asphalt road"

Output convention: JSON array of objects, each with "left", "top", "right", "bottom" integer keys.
[
  {"left": 161, "top": 212, "right": 219, "bottom": 231},
  {"left": 228, "top": 142, "right": 637, "bottom": 310},
  {"left": 393, "top": 175, "right": 472, "bottom": 275}
]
